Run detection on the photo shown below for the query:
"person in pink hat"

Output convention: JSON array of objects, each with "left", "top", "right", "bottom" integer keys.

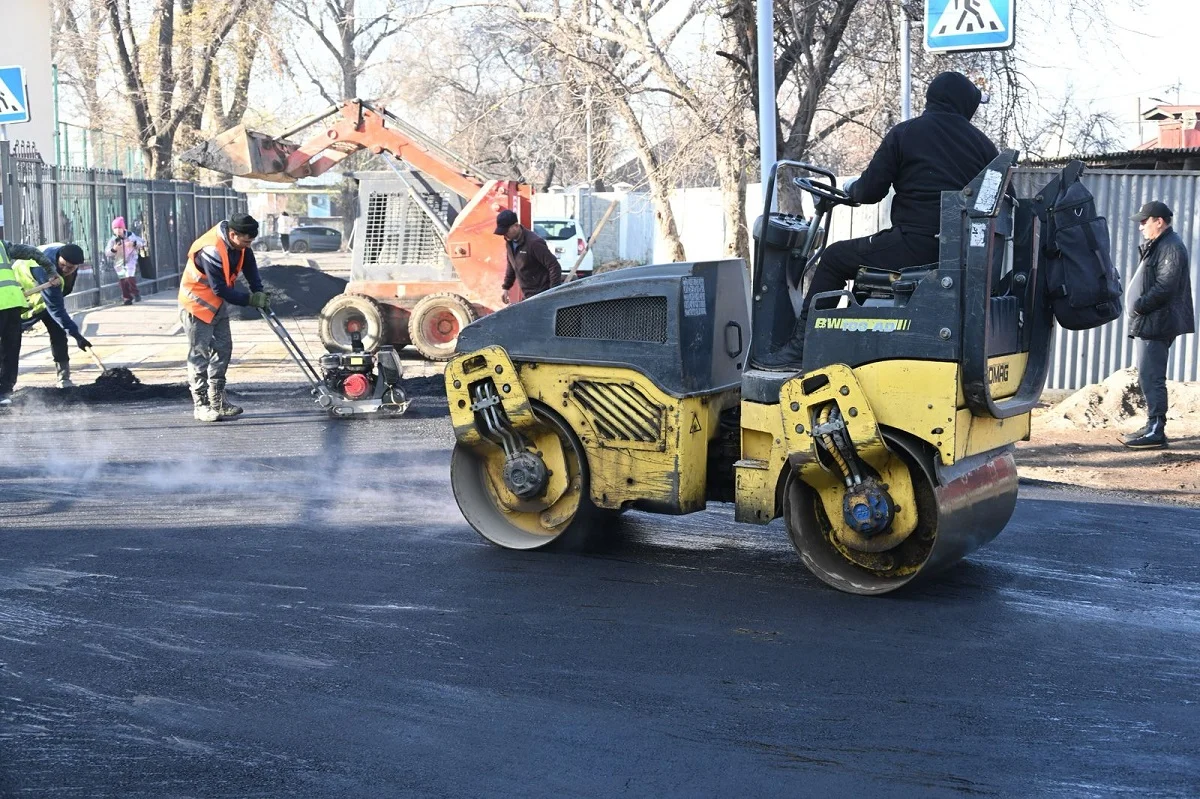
[{"left": 105, "top": 216, "right": 146, "bottom": 304}]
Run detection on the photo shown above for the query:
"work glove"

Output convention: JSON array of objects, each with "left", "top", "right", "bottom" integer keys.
[
  {"left": 248, "top": 291, "right": 271, "bottom": 309},
  {"left": 841, "top": 177, "right": 859, "bottom": 197},
  {"left": 73, "top": 334, "right": 92, "bottom": 351}
]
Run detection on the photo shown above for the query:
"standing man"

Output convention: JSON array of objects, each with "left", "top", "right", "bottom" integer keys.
[
  {"left": 0, "top": 240, "right": 59, "bottom": 406},
  {"left": 755, "top": 71, "right": 998, "bottom": 370},
  {"left": 495, "top": 209, "right": 562, "bottom": 304},
  {"left": 13, "top": 243, "right": 92, "bottom": 388},
  {"left": 1122, "top": 201, "right": 1195, "bottom": 449},
  {"left": 178, "top": 213, "right": 269, "bottom": 422},
  {"left": 277, "top": 211, "right": 295, "bottom": 253}
]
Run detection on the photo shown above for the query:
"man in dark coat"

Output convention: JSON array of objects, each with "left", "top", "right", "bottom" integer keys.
[
  {"left": 495, "top": 209, "right": 562, "bottom": 304},
  {"left": 755, "top": 71, "right": 999, "bottom": 370},
  {"left": 1122, "top": 200, "right": 1196, "bottom": 449}
]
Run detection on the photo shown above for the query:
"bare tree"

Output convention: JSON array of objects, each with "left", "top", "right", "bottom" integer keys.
[
  {"left": 280, "top": 0, "right": 422, "bottom": 103},
  {"left": 102, "top": 0, "right": 256, "bottom": 177}
]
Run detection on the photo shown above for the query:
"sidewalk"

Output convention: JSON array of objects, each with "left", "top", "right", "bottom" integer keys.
[{"left": 16, "top": 253, "right": 441, "bottom": 389}]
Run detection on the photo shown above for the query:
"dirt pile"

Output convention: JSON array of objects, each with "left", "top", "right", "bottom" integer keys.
[
  {"left": 1040, "top": 367, "right": 1200, "bottom": 431},
  {"left": 233, "top": 265, "right": 347, "bottom": 320}
]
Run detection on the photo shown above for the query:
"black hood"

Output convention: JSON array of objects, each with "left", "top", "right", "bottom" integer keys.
[{"left": 925, "top": 72, "right": 983, "bottom": 120}]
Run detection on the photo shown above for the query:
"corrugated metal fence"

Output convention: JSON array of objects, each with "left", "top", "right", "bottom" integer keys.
[{"left": 1011, "top": 168, "right": 1199, "bottom": 389}]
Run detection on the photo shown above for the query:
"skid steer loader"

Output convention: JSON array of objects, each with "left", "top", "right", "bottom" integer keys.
[{"left": 442, "top": 151, "right": 1060, "bottom": 594}]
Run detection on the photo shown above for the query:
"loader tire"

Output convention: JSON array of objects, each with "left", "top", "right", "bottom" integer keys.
[
  {"left": 319, "top": 293, "right": 389, "bottom": 353},
  {"left": 408, "top": 293, "right": 476, "bottom": 361}
]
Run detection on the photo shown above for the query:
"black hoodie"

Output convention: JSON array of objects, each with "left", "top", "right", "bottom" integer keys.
[{"left": 848, "top": 72, "right": 999, "bottom": 235}]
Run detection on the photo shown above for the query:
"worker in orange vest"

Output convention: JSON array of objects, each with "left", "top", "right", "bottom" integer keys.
[{"left": 178, "top": 213, "right": 269, "bottom": 422}]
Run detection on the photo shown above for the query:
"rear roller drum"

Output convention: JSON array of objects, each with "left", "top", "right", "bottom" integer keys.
[
  {"left": 784, "top": 432, "right": 1018, "bottom": 595},
  {"left": 450, "top": 403, "right": 596, "bottom": 550}
]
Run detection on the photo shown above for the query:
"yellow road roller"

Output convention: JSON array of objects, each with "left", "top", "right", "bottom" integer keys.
[{"left": 444, "top": 151, "right": 1062, "bottom": 594}]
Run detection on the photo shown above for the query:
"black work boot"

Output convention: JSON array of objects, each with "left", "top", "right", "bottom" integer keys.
[
  {"left": 1122, "top": 416, "right": 1167, "bottom": 449},
  {"left": 751, "top": 314, "right": 807, "bottom": 372},
  {"left": 209, "top": 379, "right": 243, "bottom": 419},
  {"left": 192, "top": 387, "right": 221, "bottom": 423},
  {"left": 55, "top": 362, "right": 74, "bottom": 389}
]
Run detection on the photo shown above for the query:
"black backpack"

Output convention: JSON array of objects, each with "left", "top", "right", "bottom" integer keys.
[{"left": 1039, "top": 162, "right": 1123, "bottom": 330}]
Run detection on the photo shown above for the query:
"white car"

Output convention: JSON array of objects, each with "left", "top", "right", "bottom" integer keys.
[{"left": 533, "top": 217, "right": 594, "bottom": 277}]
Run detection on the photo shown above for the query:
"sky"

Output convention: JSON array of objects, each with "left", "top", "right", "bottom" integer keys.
[{"left": 1000, "top": 0, "right": 1196, "bottom": 149}]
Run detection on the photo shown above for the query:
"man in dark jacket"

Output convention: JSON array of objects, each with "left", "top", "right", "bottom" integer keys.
[
  {"left": 14, "top": 243, "right": 91, "bottom": 388},
  {"left": 755, "top": 71, "right": 999, "bottom": 370},
  {"left": 495, "top": 209, "right": 562, "bottom": 303},
  {"left": 1122, "top": 201, "right": 1195, "bottom": 449}
]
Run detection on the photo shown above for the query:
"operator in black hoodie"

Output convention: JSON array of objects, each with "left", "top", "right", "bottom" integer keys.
[{"left": 755, "top": 71, "right": 999, "bottom": 370}]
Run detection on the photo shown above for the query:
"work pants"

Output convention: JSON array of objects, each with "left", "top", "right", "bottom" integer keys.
[
  {"left": 28, "top": 310, "right": 70, "bottom": 365},
  {"left": 0, "top": 306, "right": 22, "bottom": 394},
  {"left": 1136, "top": 337, "right": 1174, "bottom": 420},
  {"left": 181, "top": 303, "right": 233, "bottom": 394},
  {"left": 119, "top": 277, "right": 141, "bottom": 301},
  {"left": 280, "top": 234, "right": 290, "bottom": 252}
]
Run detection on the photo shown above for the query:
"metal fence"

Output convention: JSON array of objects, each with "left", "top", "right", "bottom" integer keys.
[{"left": 0, "top": 140, "right": 245, "bottom": 312}]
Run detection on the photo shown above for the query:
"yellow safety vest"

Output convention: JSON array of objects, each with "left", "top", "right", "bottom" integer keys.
[
  {"left": 0, "top": 241, "right": 29, "bottom": 312},
  {"left": 12, "top": 244, "right": 64, "bottom": 320}
]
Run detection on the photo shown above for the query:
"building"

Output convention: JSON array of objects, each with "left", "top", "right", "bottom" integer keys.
[{"left": 1031, "top": 104, "right": 1200, "bottom": 170}]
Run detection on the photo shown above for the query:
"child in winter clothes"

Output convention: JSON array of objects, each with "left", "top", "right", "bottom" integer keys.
[{"left": 106, "top": 216, "right": 145, "bottom": 304}]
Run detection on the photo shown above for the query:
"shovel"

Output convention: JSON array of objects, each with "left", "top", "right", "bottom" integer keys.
[{"left": 84, "top": 347, "right": 108, "bottom": 372}]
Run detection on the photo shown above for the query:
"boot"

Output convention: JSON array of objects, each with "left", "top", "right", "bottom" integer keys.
[
  {"left": 209, "top": 380, "right": 243, "bottom": 419},
  {"left": 1120, "top": 419, "right": 1151, "bottom": 444},
  {"left": 751, "top": 314, "right": 807, "bottom": 372},
  {"left": 1122, "top": 415, "right": 1167, "bottom": 449},
  {"left": 192, "top": 387, "right": 221, "bottom": 423},
  {"left": 55, "top": 362, "right": 75, "bottom": 389}
]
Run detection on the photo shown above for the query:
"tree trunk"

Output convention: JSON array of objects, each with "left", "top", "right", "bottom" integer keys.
[
  {"left": 609, "top": 91, "right": 685, "bottom": 262},
  {"left": 716, "top": 142, "right": 750, "bottom": 262}
]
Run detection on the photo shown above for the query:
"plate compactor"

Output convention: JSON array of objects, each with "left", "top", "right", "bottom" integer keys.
[
  {"left": 261, "top": 310, "right": 410, "bottom": 417},
  {"left": 443, "top": 151, "right": 1061, "bottom": 594}
]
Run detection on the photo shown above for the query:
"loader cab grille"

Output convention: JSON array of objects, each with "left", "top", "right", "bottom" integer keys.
[{"left": 554, "top": 296, "right": 669, "bottom": 343}]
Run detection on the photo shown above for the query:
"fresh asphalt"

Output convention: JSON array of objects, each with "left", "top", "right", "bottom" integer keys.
[{"left": 2, "top": 386, "right": 1197, "bottom": 798}]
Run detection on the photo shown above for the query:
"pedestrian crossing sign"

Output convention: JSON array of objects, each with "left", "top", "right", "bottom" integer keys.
[
  {"left": 925, "top": 0, "right": 1014, "bottom": 53},
  {"left": 0, "top": 66, "right": 30, "bottom": 124}
]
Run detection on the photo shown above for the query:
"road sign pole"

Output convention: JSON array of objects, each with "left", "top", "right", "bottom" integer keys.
[
  {"left": 900, "top": 12, "right": 912, "bottom": 121},
  {"left": 757, "top": 0, "right": 776, "bottom": 206}
]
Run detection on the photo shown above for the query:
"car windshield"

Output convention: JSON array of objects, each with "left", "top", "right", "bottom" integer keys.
[{"left": 535, "top": 220, "right": 578, "bottom": 240}]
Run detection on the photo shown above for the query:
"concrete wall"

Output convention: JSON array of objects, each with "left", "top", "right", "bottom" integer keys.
[{"left": 2, "top": 0, "right": 55, "bottom": 163}]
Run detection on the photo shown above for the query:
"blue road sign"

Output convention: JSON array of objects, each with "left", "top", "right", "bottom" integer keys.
[
  {"left": 925, "top": 0, "right": 1014, "bottom": 53},
  {"left": 0, "top": 65, "right": 30, "bottom": 124}
]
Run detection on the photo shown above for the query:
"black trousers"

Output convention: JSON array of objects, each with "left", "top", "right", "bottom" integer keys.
[
  {"left": 29, "top": 310, "right": 70, "bottom": 365},
  {"left": 0, "top": 306, "right": 23, "bottom": 394},
  {"left": 280, "top": 234, "right": 290, "bottom": 251},
  {"left": 1136, "top": 337, "right": 1173, "bottom": 419},
  {"left": 804, "top": 229, "right": 941, "bottom": 318}
]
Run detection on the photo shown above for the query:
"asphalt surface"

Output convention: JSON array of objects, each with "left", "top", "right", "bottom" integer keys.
[{"left": 1, "top": 386, "right": 1198, "bottom": 798}]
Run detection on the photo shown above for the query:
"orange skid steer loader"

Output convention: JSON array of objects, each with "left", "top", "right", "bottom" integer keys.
[{"left": 182, "top": 100, "right": 532, "bottom": 360}]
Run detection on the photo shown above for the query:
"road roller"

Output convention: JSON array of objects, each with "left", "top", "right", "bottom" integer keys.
[{"left": 443, "top": 150, "right": 1061, "bottom": 594}]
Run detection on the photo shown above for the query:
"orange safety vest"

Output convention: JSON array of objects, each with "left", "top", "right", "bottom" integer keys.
[{"left": 179, "top": 224, "right": 246, "bottom": 323}]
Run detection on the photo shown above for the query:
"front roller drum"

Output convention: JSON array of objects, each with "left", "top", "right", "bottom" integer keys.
[
  {"left": 450, "top": 403, "right": 596, "bottom": 550},
  {"left": 785, "top": 433, "right": 1018, "bottom": 595}
]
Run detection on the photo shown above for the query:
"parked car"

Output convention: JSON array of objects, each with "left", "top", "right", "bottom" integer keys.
[
  {"left": 288, "top": 225, "right": 343, "bottom": 253},
  {"left": 533, "top": 217, "right": 594, "bottom": 276}
]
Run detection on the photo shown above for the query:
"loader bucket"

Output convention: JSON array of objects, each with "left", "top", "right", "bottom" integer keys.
[{"left": 180, "top": 125, "right": 298, "bottom": 182}]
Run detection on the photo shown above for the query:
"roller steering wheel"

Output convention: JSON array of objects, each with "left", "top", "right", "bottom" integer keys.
[{"left": 793, "top": 176, "right": 856, "bottom": 206}]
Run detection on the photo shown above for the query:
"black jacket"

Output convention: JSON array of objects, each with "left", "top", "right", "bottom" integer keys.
[
  {"left": 850, "top": 72, "right": 999, "bottom": 235},
  {"left": 501, "top": 228, "right": 562, "bottom": 297},
  {"left": 1129, "top": 228, "right": 1195, "bottom": 341}
]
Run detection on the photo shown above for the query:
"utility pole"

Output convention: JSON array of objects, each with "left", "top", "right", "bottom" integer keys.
[{"left": 757, "top": 0, "right": 776, "bottom": 206}]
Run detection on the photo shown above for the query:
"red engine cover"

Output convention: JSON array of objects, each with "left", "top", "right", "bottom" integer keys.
[{"left": 342, "top": 373, "right": 371, "bottom": 399}]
